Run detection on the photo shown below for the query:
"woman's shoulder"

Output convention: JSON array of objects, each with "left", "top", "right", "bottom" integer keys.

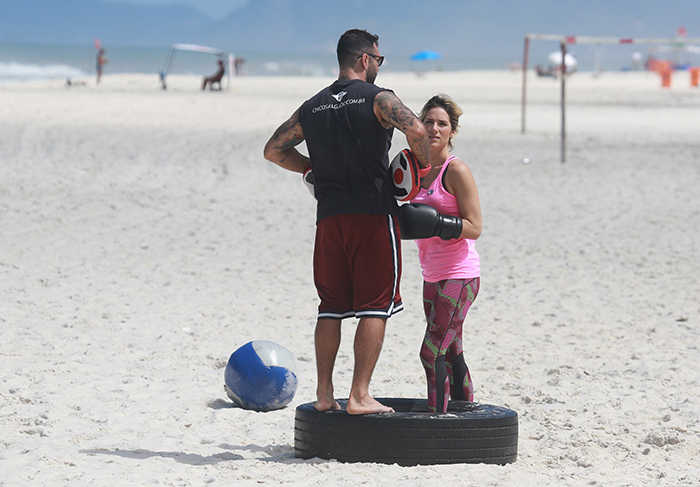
[
  {"left": 445, "top": 157, "right": 474, "bottom": 179},
  {"left": 444, "top": 156, "right": 477, "bottom": 194}
]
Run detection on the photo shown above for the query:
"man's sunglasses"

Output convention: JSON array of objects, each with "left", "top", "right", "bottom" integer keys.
[{"left": 359, "top": 52, "right": 384, "bottom": 67}]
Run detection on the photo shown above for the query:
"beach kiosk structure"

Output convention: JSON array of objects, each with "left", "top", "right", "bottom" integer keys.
[{"left": 159, "top": 43, "right": 235, "bottom": 90}]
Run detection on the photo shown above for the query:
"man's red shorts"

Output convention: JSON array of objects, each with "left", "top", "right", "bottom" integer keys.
[{"left": 314, "top": 213, "right": 403, "bottom": 320}]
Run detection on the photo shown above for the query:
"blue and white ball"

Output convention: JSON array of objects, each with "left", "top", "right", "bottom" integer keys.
[{"left": 224, "top": 340, "right": 299, "bottom": 412}]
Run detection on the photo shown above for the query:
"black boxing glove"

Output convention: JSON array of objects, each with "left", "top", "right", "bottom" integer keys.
[{"left": 398, "top": 203, "right": 463, "bottom": 240}]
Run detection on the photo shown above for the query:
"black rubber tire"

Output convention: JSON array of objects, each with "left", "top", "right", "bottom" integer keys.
[{"left": 294, "top": 398, "right": 518, "bottom": 466}]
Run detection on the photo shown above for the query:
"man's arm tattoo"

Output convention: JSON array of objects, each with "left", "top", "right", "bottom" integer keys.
[
  {"left": 375, "top": 91, "right": 417, "bottom": 131},
  {"left": 271, "top": 110, "right": 304, "bottom": 152},
  {"left": 410, "top": 136, "right": 430, "bottom": 166}
]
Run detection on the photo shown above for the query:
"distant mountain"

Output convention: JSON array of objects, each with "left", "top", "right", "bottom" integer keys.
[
  {"left": 1, "top": 0, "right": 698, "bottom": 59},
  {"left": 0, "top": 0, "right": 211, "bottom": 46}
]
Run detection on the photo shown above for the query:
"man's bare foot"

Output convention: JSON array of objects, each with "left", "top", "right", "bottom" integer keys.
[
  {"left": 314, "top": 394, "right": 341, "bottom": 412},
  {"left": 346, "top": 396, "right": 394, "bottom": 415}
]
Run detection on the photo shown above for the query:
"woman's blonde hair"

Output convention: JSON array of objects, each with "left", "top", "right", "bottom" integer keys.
[{"left": 419, "top": 93, "right": 463, "bottom": 151}]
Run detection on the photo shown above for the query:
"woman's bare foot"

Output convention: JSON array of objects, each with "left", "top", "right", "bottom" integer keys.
[{"left": 346, "top": 396, "right": 394, "bottom": 415}]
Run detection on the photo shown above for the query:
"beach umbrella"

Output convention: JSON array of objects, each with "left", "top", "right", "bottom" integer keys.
[
  {"left": 411, "top": 50, "right": 442, "bottom": 61},
  {"left": 547, "top": 51, "right": 577, "bottom": 69}
]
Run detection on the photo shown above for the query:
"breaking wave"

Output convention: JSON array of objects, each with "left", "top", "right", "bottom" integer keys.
[{"left": 0, "top": 62, "right": 85, "bottom": 82}]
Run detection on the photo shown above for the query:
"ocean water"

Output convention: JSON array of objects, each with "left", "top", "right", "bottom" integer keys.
[
  {"left": 0, "top": 42, "right": 518, "bottom": 84},
  {"left": 1, "top": 42, "right": 666, "bottom": 85}
]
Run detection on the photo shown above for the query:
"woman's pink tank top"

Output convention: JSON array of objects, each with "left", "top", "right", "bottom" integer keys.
[{"left": 410, "top": 156, "right": 480, "bottom": 283}]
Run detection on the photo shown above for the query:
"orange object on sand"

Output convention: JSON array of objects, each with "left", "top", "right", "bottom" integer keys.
[
  {"left": 658, "top": 64, "right": 672, "bottom": 88},
  {"left": 690, "top": 67, "right": 699, "bottom": 88},
  {"left": 655, "top": 60, "right": 672, "bottom": 73}
]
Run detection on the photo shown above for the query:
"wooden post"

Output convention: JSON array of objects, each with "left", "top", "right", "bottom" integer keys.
[
  {"left": 521, "top": 36, "right": 530, "bottom": 134},
  {"left": 560, "top": 41, "right": 566, "bottom": 163}
]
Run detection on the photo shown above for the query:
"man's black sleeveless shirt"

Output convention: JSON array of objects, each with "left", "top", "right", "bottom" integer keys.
[{"left": 299, "top": 79, "right": 397, "bottom": 222}]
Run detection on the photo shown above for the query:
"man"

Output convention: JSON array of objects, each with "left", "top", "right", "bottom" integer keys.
[
  {"left": 263, "top": 29, "right": 430, "bottom": 414},
  {"left": 202, "top": 59, "right": 225, "bottom": 90}
]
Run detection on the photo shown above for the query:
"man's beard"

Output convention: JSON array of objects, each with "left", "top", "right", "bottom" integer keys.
[{"left": 366, "top": 66, "right": 377, "bottom": 84}]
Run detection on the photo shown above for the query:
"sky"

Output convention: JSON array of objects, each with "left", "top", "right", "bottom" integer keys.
[{"left": 104, "top": 0, "right": 251, "bottom": 19}]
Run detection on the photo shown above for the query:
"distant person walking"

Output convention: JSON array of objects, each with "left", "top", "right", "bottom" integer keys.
[
  {"left": 632, "top": 51, "right": 643, "bottom": 71},
  {"left": 234, "top": 57, "right": 245, "bottom": 76},
  {"left": 96, "top": 48, "right": 108, "bottom": 84}
]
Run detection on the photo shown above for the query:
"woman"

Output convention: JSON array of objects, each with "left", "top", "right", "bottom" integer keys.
[{"left": 411, "top": 94, "right": 482, "bottom": 413}]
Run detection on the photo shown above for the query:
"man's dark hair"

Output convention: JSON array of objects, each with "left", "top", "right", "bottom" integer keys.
[{"left": 337, "top": 29, "right": 379, "bottom": 69}]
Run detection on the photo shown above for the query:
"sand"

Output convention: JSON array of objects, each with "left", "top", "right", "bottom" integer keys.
[{"left": 1, "top": 69, "right": 699, "bottom": 486}]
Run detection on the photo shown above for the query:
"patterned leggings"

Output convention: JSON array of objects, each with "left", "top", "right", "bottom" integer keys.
[{"left": 420, "top": 277, "right": 480, "bottom": 412}]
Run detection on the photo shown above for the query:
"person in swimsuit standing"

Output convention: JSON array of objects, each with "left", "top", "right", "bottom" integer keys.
[
  {"left": 410, "top": 94, "right": 482, "bottom": 413},
  {"left": 96, "top": 48, "right": 107, "bottom": 84}
]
